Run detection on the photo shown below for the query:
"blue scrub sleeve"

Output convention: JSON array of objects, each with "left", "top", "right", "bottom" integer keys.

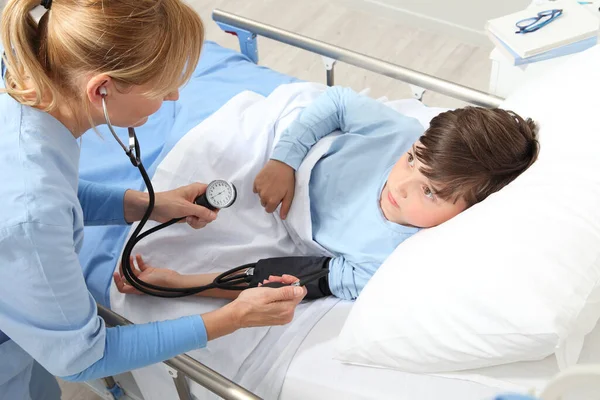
[
  {"left": 0, "top": 222, "right": 207, "bottom": 379},
  {"left": 62, "top": 315, "right": 207, "bottom": 382},
  {"left": 78, "top": 179, "right": 128, "bottom": 225},
  {"left": 328, "top": 256, "right": 380, "bottom": 300}
]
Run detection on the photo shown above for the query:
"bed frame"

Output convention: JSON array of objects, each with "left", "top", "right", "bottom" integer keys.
[
  {"left": 211, "top": 10, "right": 503, "bottom": 108},
  {"left": 88, "top": 9, "right": 598, "bottom": 400}
]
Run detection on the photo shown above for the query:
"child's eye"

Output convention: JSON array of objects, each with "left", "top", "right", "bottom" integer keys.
[
  {"left": 423, "top": 186, "right": 434, "bottom": 199},
  {"left": 407, "top": 152, "right": 415, "bottom": 167}
]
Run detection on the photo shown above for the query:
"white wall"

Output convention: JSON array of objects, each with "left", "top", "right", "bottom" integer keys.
[{"left": 344, "top": 0, "right": 531, "bottom": 47}]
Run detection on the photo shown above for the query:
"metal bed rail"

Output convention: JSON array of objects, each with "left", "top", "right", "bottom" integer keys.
[
  {"left": 212, "top": 9, "right": 505, "bottom": 109},
  {"left": 97, "top": 305, "right": 261, "bottom": 400}
]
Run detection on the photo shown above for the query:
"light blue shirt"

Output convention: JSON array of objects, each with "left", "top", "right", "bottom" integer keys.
[
  {"left": 272, "top": 86, "right": 423, "bottom": 300},
  {"left": 0, "top": 93, "right": 207, "bottom": 389}
]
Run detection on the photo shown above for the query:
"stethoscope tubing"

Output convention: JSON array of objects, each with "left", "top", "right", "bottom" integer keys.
[{"left": 102, "top": 94, "right": 251, "bottom": 298}]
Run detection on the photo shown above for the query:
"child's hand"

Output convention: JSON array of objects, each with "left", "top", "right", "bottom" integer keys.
[
  {"left": 253, "top": 160, "right": 296, "bottom": 219},
  {"left": 113, "top": 254, "right": 182, "bottom": 295}
]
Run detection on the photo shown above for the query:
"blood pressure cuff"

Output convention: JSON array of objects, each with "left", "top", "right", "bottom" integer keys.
[{"left": 247, "top": 256, "right": 332, "bottom": 299}]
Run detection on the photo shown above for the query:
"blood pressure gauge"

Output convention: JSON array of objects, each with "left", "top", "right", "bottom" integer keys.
[{"left": 194, "top": 180, "right": 237, "bottom": 211}]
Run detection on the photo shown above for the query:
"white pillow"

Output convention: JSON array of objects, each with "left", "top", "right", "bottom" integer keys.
[{"left": 335, "top": 45, "right": 600, "bottom": 373}]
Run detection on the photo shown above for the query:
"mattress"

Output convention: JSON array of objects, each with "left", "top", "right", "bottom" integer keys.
[{"left": 280, "top": 301, "right": 600, "bottom": 400}]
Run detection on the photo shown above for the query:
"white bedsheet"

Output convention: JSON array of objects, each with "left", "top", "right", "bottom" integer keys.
[
  {"left": 281, "top": 301, "right": 600, "bottom": 400},
  {"left": 109, "top": 82, "right": 342, "bottom": 400}
]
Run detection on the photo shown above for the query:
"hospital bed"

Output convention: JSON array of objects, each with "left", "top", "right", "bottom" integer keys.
[{"left": 79, "top": 9, "right": 600, "bottom": 400}]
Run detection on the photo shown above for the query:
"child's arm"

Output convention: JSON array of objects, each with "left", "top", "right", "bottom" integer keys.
[
  {"left": 327, "top": 256, "right": 379, "bottom": 300},
  {"left": 163, "top": 272, "right": 242, "bottom": 300},
  {"left": 271, "top": 86, "right": 364, "bottom": 170},
  {"left": 271, "top": 86, "right": 408, "bottom": 170},
  {"left": 113, "top": 255, "right": 244, "bottom": 300},
  {"left": 256, "top": 86, "right": 406, "bottom": 217}
]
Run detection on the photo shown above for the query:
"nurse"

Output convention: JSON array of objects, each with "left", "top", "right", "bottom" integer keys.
[{"left": 0, "top": 0, "right": 307, "bottom": 399}]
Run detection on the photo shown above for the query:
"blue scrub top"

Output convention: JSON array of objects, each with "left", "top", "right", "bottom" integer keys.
[{"left": 0, "top": 59, "right": 206, "bottom": 398}]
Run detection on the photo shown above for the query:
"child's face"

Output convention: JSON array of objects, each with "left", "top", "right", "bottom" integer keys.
[{"left": 380, "top": 142, "right": 467, "bottom": 228}]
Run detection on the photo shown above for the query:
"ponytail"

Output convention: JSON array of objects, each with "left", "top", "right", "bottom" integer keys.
[
  {"left": 1, "top": 0, "right": 59, "bottom": 110},
  {"left": 1, "top": 0, "right": 204, "bottom": 113}
]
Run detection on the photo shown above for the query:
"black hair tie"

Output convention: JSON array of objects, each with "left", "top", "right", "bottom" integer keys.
[{"left": 40, "top": 0, "right": 52, "bottom": 10}]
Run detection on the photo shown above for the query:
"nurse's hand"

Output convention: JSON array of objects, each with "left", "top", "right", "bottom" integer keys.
[
  {"left": 203, "top": 277, "right": 307, "bottom": 340},
  {"left": 124, "top": 183, "right": 217, "bottom": 229},
  {"left": 253, "top": 159, "right": 295, "bottom": 219}
]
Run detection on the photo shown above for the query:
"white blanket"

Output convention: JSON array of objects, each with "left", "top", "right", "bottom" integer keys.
[
  {"left": 109, "top": 82, "right": 341, "bottom": 400},
  {"left": 109, "top": 83, "right": 450, "bottom": 399}
]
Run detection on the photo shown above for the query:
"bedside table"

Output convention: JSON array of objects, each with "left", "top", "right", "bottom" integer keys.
[
  {"left": 488, "top": 0, "right": 600, "bottom": 98},
  {"left": 488, "top": 48, "right": 572, "bottom": 98}
]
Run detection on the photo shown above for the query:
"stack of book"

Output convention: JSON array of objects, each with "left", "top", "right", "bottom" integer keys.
[{"left": 485, "top": 1, "right": 599, "bottom": 66}]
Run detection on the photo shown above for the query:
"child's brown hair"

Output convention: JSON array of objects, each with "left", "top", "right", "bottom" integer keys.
[{"left": 416, "top": 107, "right": 539, "bottom": 207}]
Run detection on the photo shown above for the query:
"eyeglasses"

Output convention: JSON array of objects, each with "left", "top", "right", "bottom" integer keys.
[{"left": 515, "top": 9, "right": 563, "bottom": 34}]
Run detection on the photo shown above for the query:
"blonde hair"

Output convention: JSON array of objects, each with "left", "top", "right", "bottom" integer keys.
[{"left": 1, "top": 0, "right": 204, "bottom": 112}]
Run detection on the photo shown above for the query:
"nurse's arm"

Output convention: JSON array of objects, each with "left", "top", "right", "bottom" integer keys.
[
  {"left": 78, "top": 179, "right": 128, "bottom": 226},
  {"left": 0, "top": 222, "right": 304, "bottom": 382},
  {"left": 0, "top": 221, "right": 204, "bottom": 380},
  {"left": 63, "top": 284, "right": 305, "bottom": 381}
]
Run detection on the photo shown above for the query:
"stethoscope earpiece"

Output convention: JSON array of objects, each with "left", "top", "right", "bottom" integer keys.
[{"left": 100, "top": 87, "right": 137, "bottom": 166}]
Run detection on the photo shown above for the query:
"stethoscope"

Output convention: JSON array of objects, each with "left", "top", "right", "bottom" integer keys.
[
  {"left": 100, "top": 88, "right": 254, "bottom": 298},
  {"left": 100, "top": 88, "right": 329, "bottom": 298}
]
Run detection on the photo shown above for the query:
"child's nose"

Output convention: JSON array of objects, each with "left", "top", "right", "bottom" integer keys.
[{"left": 396, "top": 180, "right": 409, "bottom": 198}]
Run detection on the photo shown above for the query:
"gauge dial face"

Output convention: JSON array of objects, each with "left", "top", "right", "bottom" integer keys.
[{"left": 206, "top": 180, "right": 236, "bottom": 209}]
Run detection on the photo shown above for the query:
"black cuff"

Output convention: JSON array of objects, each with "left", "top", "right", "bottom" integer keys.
[{"left": 247, "top": 256, "right": 332, "bottom": 299}]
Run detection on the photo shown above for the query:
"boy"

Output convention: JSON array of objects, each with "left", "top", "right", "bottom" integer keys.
[{"left": 115, "top": 87, "right": 539, "bottom": 300}]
